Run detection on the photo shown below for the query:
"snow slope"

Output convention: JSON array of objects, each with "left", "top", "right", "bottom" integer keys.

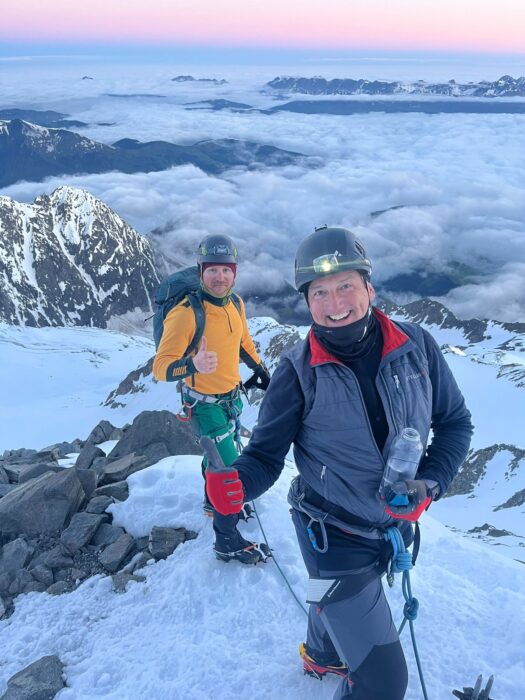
[{"left": 0, "top": 456, "right": 523, "bottom": 699}]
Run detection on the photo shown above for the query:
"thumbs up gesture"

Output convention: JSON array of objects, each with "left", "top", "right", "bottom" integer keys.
[{"left": 192, "top": 337, "right": 218, "bottom": 374}]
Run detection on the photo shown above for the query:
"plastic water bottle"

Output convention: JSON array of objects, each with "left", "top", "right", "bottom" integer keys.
[{"left": 379, "top": 428, "right": 423, "bottom": 502}]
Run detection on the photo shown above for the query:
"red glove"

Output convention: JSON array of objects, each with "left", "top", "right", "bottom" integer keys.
[
  {"left": 205, "top": 469, "right": 244, "bottom": 516},
  {"left": 384, "top": 479, "right": 433, "bottom": 522}
]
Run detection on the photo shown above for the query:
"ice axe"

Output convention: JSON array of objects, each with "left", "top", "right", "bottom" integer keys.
[
  {"left": 453, "top": 674, "right": 495, "bottom": 700},
  {"left": 199, "top": 436, "right": 229, "bottom": 473}
]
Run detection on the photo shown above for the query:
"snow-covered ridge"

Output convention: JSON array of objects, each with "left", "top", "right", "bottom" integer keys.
[
  {"left": 0, "top": 186, "right": 159, "bottom": 327},
  {"left": 267, "top": 74, "right": 525, "bottom": 98}
]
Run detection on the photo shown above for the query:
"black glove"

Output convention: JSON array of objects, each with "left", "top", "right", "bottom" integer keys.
[
  {"left": 244, "top": 364, "right": 271, "bottom": 391},
  {"left": 384, "top": 479, "right": 433, "bottom": 522}
]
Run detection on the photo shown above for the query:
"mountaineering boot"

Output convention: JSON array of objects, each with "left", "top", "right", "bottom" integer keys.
[
  {"left": 299, "top": 643, "right": 348, "bottom": 680},
  {"left": 214, "top": 537, "right": 271, "bottom": 565}
]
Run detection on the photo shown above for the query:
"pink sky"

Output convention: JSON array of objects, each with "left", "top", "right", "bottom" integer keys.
[{"left": 3, "top": 0, "right": 525, "bottom": 54}]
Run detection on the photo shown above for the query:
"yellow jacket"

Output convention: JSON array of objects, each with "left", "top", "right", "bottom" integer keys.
[{"left": 153, "top": 294, "right": 261, "bottom": 394}]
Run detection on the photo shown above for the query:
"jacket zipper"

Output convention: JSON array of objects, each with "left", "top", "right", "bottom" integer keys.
[
  {"left": 223, "top": 305, "right": 233, "bottom": 333},
  {"left": 380, "top": 370, "right": 399, "bottom": 437}
]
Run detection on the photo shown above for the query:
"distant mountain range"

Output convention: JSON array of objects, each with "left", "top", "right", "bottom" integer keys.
[
  {"left": 172, "top": 75, "right": 227, "bottom": 84},
  {"left": 267, "top": 74, "right": 525, "bottom": 97},
  {"left": 0, "top": 187, "right": 159, "bottom": 327},
  {"left": 0, "top": 109, "right": 86, "bottom": 129},
  {"left": 0, "top": 119, "right": 308, "bottom": 188}
]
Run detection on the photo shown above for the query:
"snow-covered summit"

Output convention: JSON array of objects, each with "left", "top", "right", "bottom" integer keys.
[{"left": 0, "top": 187, "right": 159, "bottom": 327}]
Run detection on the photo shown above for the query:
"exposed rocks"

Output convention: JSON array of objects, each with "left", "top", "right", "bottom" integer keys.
[
  {"left": 0, "top": 410, "right": 200, "bottom": 619},
  {"left": 148, "top": 526, "right": 197, "bottom": 560},
  {"left": 0, "top": 655, "right": 66, "bottom": 700},
  {"left": 0, "top": 469, "right": 88, "bottom": 537},
  {"left": 92, "top": 481, "right": 129, "bottom": 501},
  {"left": 60, "top": 513, "right": 105, "bottom": 554},
  {"left": 98, "top": 533, "right": 135, "bottom": 573},
  {"left": 106, "top": 410, "right": 200, "bottom": 464}
]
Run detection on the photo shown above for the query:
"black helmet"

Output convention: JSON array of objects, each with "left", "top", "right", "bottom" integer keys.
[
  {"left": 294, "top": 225, "right": 372, "bottom": 292},
  {"left": 196, "top": 234, "right": 238, "bottom": 264}
]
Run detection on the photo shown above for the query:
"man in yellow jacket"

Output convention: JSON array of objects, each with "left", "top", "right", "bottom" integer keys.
[{"left": 153, "top": 234, "right": 271, "bottom": 565}]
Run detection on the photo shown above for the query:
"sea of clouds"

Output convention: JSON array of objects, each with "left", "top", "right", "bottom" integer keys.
[{"left": 1, "top": 56, "right": 524, "bottom": 322}]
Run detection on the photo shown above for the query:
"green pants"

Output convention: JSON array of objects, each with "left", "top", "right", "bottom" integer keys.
[
  {"left": 191, "top": 395, "right": 243, "bottom": 473},
  {"left": 190, "top": 396, "right": 246, "bottom": 551}
]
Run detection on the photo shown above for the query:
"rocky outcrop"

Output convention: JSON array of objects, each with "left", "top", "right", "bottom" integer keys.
[{"left": 0, "top": 412, "right": 200, "bottom": 619}]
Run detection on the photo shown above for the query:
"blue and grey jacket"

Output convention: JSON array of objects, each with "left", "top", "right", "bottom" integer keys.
[{"left": 236, "top": 308, "right": 473, "bottom": 537}]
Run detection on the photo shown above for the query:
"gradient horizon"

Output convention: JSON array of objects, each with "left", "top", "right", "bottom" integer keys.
[{"left": 3, "top": 0, "right": 525, "bottom": 55}]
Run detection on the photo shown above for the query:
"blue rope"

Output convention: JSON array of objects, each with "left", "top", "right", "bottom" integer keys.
[{"left": 385, "top": 527, "right": 429, "bottom": 700}]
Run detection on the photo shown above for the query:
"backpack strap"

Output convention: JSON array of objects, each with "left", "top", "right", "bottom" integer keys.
[
  {"left": 231, "top": 293, "right": 260, "bottom": 369},
  {"left": 185, "top": 291, "right": 206, "bottom": 356}
]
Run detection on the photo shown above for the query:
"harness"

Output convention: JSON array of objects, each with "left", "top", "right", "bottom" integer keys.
[{"left": 177, "top": 382, "right": 242, "bottom": 448}]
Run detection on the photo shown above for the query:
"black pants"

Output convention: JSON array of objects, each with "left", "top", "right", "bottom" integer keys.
[{"left": 292, "top": 509, "right": 409, "bottom": 700}]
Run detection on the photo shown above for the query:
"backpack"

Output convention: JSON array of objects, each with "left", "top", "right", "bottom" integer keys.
[{"left": 153, "top": 265, "right": 242, "bottom": 353}]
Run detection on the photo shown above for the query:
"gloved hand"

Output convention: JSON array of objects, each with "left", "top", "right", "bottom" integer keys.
[
  {"left": 205, "top": 469, "right": 244, "bottom": 515},
  {"left": 384, "top": 479, "right": 433, "bottom": 522},
  {"left": 244, "top": 363, "right": 271, "bottom": 391}
]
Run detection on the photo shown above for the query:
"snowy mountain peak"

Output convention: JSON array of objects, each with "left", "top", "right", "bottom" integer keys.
[{"left": 0, "top": 188, "right": 159, "bottom": 327}]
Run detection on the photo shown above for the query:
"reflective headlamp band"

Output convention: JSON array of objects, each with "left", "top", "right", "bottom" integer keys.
[
  {"left": 200, "top": 244, "right": 238, "bottom": 257},
  {"left": 311, "top": 254, "right": 372, "bottom": 274}
]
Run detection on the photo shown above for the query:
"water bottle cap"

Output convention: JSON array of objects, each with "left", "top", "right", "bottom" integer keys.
[{"left": 401, "top": 427, "right": 420, "bottom": 442}]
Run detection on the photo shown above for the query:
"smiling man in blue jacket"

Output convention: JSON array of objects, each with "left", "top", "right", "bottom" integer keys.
[{"left": 206, "top": 225, "right": 473, "bottom": 700}]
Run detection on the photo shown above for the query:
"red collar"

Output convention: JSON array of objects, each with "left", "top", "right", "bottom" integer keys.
[{"left": 309, "top": 307, "right": 409, "bottom": 366}]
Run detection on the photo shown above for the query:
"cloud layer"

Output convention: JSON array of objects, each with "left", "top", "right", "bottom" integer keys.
[{"left": 2, "top": 62, "right": 524, "bottom": 322}]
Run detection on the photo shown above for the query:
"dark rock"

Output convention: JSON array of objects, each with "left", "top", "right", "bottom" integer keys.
[
  {"left": 2, "top": 464, "right": 25, "bottom": 483},
  {"left": 0, "top": 571, "right": 14, "bottom": 594},
  {"left": 0, "top": 466, "right": 8, "bottom": 483},
  {"left": 41, "top": 441, "right": 82, "bottom": 457},
  {"left": 98, "top": 533, "right": 135, "bottom": 573},
  {"left": 85, "top": 495, "right": 113, "bottom": 514},
  {"left": 46, "top": 581, "right": 70, "bottom": 596},
  {"left": 86, "top": 420, "right": 116, "bottom": 446},
  {"left": 70, "top": 568, "right": 88, "bottom": 581},
  {"left": 92, "top": 481, "right": 129, "bottom": 501},
  {"left": 99, "top": 452, "right": 150, "bottom": 484},
  {"left": 1, "top": 448, "right": 38, "bottom": 463},
  {"left": 107, "top": 411, "right": 200, "bottom": 464},
  {"left": 75, "top": 443, "right": 105, "bottom": 470},
  {"left": 92, "top": 524, "right": 125, "bottom": 548},
  {"left": 0, "top": 537, "right": 34, "bottom": 573},
  {"left": 30, "top": 565, "right": 54, "bottom": 587},
  {"left": 8, "top": 570, "right": 34, "bottom": 596},
  {"left": 109, "top": 428, "right": 124, "bottom": 441},
  {"left": 0, "top": 469, "right": 85, "bottom": 537},
  {"left": 129, "top": 551, "right": 153, "bottom": 573},
  {"left": 60, "top": 512, "right": 105, "bottom": 554},
  {"left": 134, "top": 536, "right": 149, "bottom": 551},
  {"left": 148, "top": 527, "right": 187, "bottom": 560},
  {"left": 18, "top": 463, "right": 64, "bottom": 484},
  {"left": 494, "top": 488, "right": 525, "bottom": 511},
  {"left": 0, "top": 595, "right": 7, "bottom": 618},
  {"left": 29, "top": 546, "right": 74, "bottom": 571},
  {"left": 0, "top": 654, "right": 65, "bottom": 700},
  {"left": 111, "top": 571, "right": 146, "bottom": 593},
  {"left": 89, "top": 456, "right": 108, "bottom": 480},
  {"left": 103, "top": 359, "right": 153, "bottom": 408},
  {"left": 23, "top": 581, "right": 48, "bottom": 594},
  {"left": 74, "top": 468, "right": 97, "bottom": 499}
]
